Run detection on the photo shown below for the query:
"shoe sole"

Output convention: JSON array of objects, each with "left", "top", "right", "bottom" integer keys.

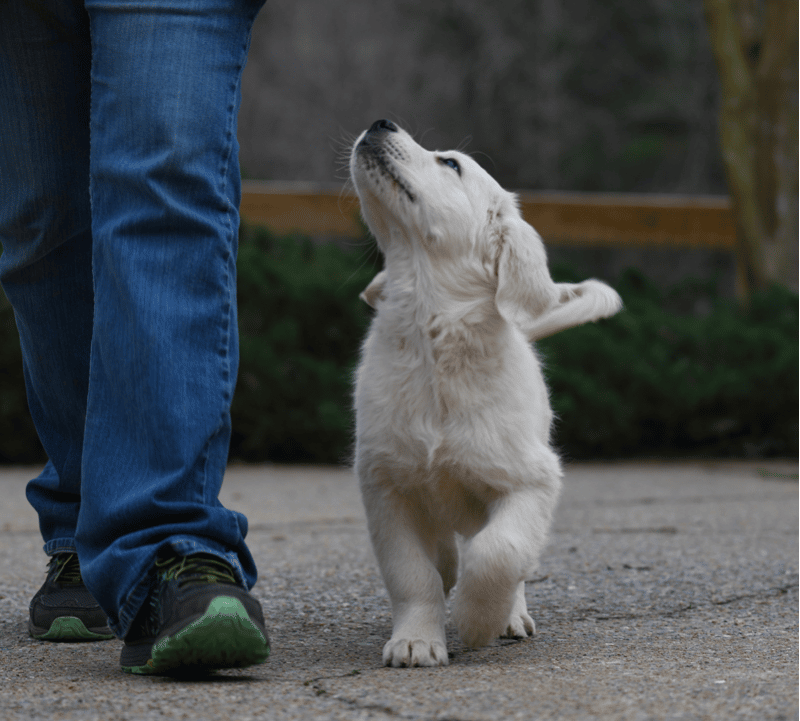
[
  {"left": 121, "top": 596, "right": 269, "bottom": 675},
  {"left": 30, "top": 616, "right": 115, "bottom": 642}
]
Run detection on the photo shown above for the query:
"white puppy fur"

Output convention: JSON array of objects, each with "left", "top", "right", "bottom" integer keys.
[{"left": 350, "top": 120, "right": 622, "bottom": 667}]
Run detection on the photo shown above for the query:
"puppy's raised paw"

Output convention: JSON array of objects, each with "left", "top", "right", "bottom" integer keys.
[{"left": 383, "top": 638, "right": 449, "bottom": 667}]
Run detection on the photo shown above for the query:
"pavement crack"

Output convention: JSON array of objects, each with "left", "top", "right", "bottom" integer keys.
[
  {"left": 304, "top": 670, "right": 363, "bottom": 692},
  {"left": 585, "top": 603, "right": 695, "bottom": 622},
  {"left": 309, "top": 673, "right": 469, "bottom": 721},
  {"left": 248, "top": 518, "right": 365, "bottom": 534},
  {"left": 577, "top": 582, "right": 797, "bottom": 623},
  {"left": 711, "top": 581, "right": 798, "bottom": 606},
  {"left": 575, "top": 492, "right": 795, "bottom": 509},
  {"left": 592, "top": 526, "right": 678, "bottom": 534}
]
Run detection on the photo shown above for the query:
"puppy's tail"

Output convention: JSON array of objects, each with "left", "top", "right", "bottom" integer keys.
[{"left": 527, "top": 279, "right": 622, "bottom": 341}]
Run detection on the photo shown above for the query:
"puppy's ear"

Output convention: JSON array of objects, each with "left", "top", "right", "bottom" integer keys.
[
  {"left": 494, "top": 217, "right": 558, "bottom": 334},
  {"left": 359, "top": 270, "right": 387, "bottom": 308}
]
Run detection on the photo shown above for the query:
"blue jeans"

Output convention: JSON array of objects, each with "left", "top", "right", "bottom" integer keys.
[{"left": 0, "top": 0, "right": 265, "bottom": 637}]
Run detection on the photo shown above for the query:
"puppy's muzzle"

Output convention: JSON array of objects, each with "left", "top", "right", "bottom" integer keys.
[
  {"left": 354, "top": 119, "right": 415, "bottom": 203},
  {"left": 357, "top": 118, "right": 399, "bottom": 150}
]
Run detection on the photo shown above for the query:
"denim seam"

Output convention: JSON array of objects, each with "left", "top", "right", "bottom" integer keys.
[
  {"left": 217, "top": 9, "right": 259, "bottom": 413},
  {"left": 216, "top": 80, "right": 236, "bottom": 419}
]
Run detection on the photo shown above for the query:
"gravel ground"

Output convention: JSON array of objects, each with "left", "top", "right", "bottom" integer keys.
[{"left": 0, "top": 461, "right": 796, "bottom": 721}]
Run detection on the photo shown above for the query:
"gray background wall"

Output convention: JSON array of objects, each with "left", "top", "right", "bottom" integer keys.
[{"left": 237, "top": 0, "right": 734, "bottom": 294}]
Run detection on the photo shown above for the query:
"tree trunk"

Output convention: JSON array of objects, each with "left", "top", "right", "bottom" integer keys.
[{"left": 703, "top": 0, "right": 798, "bottom": 296}]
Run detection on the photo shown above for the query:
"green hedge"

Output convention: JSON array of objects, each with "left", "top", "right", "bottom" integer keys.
[
  {"left": 0, "top": 225, "right": 796, "bottom": 464},
  {"left": 0, "top": 290, "right": 42, "bottom": 463},
  {"left": 231, "top": 225, "right": 379, "bottom": 463},
  {"left": 539, "top": 267, "right": 798, "bottom": 459}
]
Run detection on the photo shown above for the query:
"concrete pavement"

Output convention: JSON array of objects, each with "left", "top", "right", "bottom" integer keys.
[{"left": 0, "top": 461, "right": 797, "bottom": 720}]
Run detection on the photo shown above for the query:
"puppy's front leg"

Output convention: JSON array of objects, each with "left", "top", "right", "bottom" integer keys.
[
  {"left": 360, "top": 477, "right": 449, "bottom": 667},
  {"left": 452, "top": 478, "right": 560, "bottom": 648},
  {"left": 526, "top": 279, "right": 622, "bottom": 341}
]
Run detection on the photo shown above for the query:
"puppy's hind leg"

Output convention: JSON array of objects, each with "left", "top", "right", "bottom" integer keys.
[
  {"left": 359, "top": 473, "right": 449, "bottom": 667},
  {"left": 501, "top": 580, "right": 536, "bottom": 638},
  {"left": 452, "top": 476, "right": 560, "bottom": 648}
]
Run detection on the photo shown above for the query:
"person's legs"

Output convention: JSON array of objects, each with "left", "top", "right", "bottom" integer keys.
[
  {"left": 0, "top": 0, "right": 113, "bottom": 642},
  {"left": 1, "top": 0, "right": 269, "bottom": 662},
  {"left": 0, "top": 0, "right": 93, "bottom": 558},
  {"left": 79, "top": 0, "right": 266, "bottom": 640}
]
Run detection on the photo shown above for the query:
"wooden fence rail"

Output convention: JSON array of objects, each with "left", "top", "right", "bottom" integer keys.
[{"left": 240, "top": 180, "right": 736, "bottom": 250}]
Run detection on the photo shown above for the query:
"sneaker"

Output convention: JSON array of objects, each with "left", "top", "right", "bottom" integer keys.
[
  {"left": 29, "top": 552, "right": 115, "bottom": 641},
  {"left": 120, "top": 553, "right": 270, "bottom": 675}
]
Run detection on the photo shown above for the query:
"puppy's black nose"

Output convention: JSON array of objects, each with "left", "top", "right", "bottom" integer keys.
[{"left": 367, "top": 119, "right": 398, "bottom": 134}]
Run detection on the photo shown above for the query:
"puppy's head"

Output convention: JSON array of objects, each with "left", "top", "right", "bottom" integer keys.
[
  {"left": 351, "top": 120, "right": 554, "bottom": 327},
  {"left": 350, "top": 121, "right": 508, "bottom": 254}
]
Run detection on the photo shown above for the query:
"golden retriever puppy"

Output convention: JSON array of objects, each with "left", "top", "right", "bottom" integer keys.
[{"left": 350, "top": 119, "right": 622, "bottom": 667}]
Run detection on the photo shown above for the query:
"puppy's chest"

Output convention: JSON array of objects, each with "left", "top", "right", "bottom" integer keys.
[
  {"left": 359, "top": 323, "right": 518, "bottom": 461},
  {"left": 377, "top": 317, "right": 501, "bottom": 395},
  {"left": 428, "top": 325, "right": 493, "bottom": 378}
]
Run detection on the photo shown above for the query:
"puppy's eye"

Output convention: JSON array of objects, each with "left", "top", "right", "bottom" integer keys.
[{"left": 438, "top": 157, "right": 461, "bottom": 176}]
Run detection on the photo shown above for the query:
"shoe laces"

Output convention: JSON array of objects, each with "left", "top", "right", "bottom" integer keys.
[
  {"left": 48, "top": 553, "right": 83, "bottom": 586},
  {"left": 127, "top": 554, "right": 240, "bottom": 641},
  {"left": 155, "top": 554, "right": 238, "bottom": 588}
]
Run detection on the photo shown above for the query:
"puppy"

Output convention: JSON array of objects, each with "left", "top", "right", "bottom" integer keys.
[{"left": 350, "top": 119, "right": 621, "bottom": 667}]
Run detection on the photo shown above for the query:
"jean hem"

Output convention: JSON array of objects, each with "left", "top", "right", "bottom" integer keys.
[
  {"left": 165, "top": 538, "right": 249, "bottom": 589},
  {"left": 42, "top": 539, "right": 78, "bottom": 556},
  {"left": 114, "top": 572, "right": 153, "bottom": 639}
]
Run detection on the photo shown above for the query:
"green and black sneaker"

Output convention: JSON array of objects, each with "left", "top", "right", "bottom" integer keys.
[
  {"left": 29, "top": 552, "right": 115, "bottom": 641},
  {"left": 120, "top": 553, "right": 270, "bottom": 675}
]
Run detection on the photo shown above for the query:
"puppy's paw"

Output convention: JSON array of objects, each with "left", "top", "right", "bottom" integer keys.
[
  {"left": 456, "top": 622, "right": 497, "bottom": 649},
  {"left": 383, "top": 637, "right": 449, "bottom": 667},
  {"left": 451, "top": 577, "right": 512, "bottom": 648},
  {"left": 500, "top": 582, "right": 536, "bottom": 639},
  {"left": 501, "top": 609, "right": 535, "bottom": 639}
]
